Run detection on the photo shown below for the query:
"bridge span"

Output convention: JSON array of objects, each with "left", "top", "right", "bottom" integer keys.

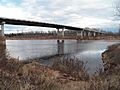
[{"left": 0, "top": 17, "right": 104, "bottom": 42}]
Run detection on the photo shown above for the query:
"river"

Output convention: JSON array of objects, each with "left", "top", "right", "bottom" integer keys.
[{"left": 6, "top": 40, "right": 120, "bottom": 74}]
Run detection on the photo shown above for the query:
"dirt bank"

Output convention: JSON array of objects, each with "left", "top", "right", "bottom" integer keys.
[{"left": 102, "top": 43, "right": 120, "bottom": 71}]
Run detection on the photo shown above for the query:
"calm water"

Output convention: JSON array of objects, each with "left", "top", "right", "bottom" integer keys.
[{"left": 6, "top": 40, "right": 120, "bottom": 74}]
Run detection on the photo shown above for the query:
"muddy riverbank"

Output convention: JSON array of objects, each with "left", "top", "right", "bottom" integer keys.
[{"left": 102, "top": 43, "right": 120, "bottom": 71}]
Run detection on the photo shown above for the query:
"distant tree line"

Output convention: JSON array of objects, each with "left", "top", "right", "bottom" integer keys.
[{"left": 5, "top": 30, "right": 77, "bottom": 37}]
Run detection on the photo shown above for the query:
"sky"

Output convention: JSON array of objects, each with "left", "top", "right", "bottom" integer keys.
[{"left": 0, "top": 0, "right": 120, "bottom": 33}]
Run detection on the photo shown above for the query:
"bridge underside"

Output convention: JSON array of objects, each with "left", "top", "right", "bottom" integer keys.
[
  {"left": 0, "top": 17, "right": 104, "bottom": 42},
  {"left": 0, "top": 17, "right": 83, "bottom": 31}
]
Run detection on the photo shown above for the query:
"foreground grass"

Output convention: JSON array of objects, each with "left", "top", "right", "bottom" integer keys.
[
  {"left": 52, "top": 56, "right": 89, "bottom": 81},
  {"left": 0, "top": 43, "right": 120, "bottom": 90}
]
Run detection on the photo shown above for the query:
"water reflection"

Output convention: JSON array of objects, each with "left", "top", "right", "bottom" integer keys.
[
  {"left": 75, "top": 50, "right": 106, "bottom": 74},
  {"left": 6, "top": 40, "right": 120, "bottom": 74},
  {"left": 57, "top": 41, "right": 64, "bottom": 55}
]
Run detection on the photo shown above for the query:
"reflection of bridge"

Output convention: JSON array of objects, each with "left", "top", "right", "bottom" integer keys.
[{"left": 0, "top": 17, "right": 104, "bottom": 42}]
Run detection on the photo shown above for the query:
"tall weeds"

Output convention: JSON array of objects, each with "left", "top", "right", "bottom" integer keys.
[{"left": 52, "top": 56, "right": 89, "bottom": 80}]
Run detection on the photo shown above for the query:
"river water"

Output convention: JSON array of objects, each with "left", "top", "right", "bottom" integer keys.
[{"left": 6, "top": 40, "right": 120, "bottom": 74}]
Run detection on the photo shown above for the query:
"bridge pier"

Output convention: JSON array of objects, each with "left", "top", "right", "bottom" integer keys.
[
  {"left": 57, "top": 28, "right": 64, "bottom": 43},
  {"left": 90, "top": 32, "right": 96, "bottom": 37},
  {"left": 76, "top": 29, "right": 93, "bottom": 40},
  {"left": 0, "top": 22, "right": 5, "bottom": 42},
  {"left": 83, "top": 30, "right": 87, "bottom": 38},
  {"left": 57, "top": 41, "right": 64, "bottom": 55},
  {"left": 76, "top": 30, "right": 103, "bottom": 40},
  {"left": 88, "top": 31, "right": 91, "bottom": 37},
  {"left": 76, "top": 31, "right": 83, "bottom": 40},
  {"left": 93, "top": 32, "right": 96, "bottom": 37},
  {"left": 85, "top": 31, "right": 89, "bottom": 38},
  {"left": 85, "top": 31, "right": 91, "bottom": 39}
]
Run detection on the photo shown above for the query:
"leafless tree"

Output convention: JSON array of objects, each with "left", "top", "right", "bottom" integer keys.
[
  {"left": 115, "top": 0, "right": 120, "bottom": 16},
  {"left": 115, "top": 0, "right": 120, "bottom": 34}
]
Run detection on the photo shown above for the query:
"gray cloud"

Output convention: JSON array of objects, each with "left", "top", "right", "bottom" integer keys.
[{"left": 0, "top": 0, "right": 119, "bottom": 33}]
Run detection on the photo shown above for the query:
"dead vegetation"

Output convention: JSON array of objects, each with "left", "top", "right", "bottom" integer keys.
[
  {"left": 52, "top": 56, "right": 89, "bottom": 81},
  {"left": 0, "top": 43, "right": 120, "bottom": 90}
]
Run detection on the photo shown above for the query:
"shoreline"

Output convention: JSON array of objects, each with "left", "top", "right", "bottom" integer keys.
[
  {"left": 5, "top": 36, "right": 120, "bottom": 40},
  {"left": 0, "top": 40, "right": 120, "bottom": 89},
  {"left": 102, "top": 43, "right": 120, "bottom": 71}
]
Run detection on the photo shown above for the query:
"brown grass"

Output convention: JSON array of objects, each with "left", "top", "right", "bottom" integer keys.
[
  {"left": 0, "top": 43, "right": 120, "bottom": 90},
  {"left": 52, "top": 56, "right": 89, "bottom": 81},
  {"left": 0, "top": 44, "right": 60, "bottom": 90}
]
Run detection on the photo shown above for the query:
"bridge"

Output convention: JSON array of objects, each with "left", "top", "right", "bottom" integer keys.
[{"left": 0, "top": 17, "right": 104, "bottom": 42}]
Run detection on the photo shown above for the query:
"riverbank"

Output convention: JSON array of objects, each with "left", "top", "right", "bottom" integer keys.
[
  {"left": 0, "top": 51, "right": 90, "bottom": 90},
  {"left": 102, "top": 43, "right": 120, "bottom": 72},
  {"left": 6, "top": 35, "right": 120, "bottom": 40},
  {"left": 0, "top": 43, "right": 120, "bottom": 90}
]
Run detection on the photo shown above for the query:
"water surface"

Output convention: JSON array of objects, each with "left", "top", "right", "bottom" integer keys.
[{"left": 6, "top": 40, "right": 120, "bottom": 74}]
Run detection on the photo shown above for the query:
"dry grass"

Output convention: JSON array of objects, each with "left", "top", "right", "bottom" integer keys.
[
  {"left": 102, "top": 44, "right": 120, "bottom": 64},
  {"left": 0, "top": 44, "right": 60, "bottom": 90},
  {"left": 52, "top": 56, "right": 89, "bottom": 81},
  {"left": 87, "top": 66, "right": 120, "bottom": 90},
  {"left": 0, "top": 43, "right": 120, "bottom": 90},
  {"left": 17, "top": 62, "right": 60, "bottom": 90}
]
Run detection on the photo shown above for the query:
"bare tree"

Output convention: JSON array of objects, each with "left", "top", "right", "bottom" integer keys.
[
  {"left": 115, "top": 0, "right": 120, "bottom": 16},
  {"left": 115, "top": 0, "right": 120, "bottom": 34}
]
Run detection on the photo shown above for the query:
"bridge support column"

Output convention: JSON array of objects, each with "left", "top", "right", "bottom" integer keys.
[
  {"left": 83, "top": 31, "right": 87, "bottom": 38},
  {"left": 0, "top": 22, "right": 5, "bottom": 42},
  {"left": 80, "top": 31, "right": 83, "bottom": 39},
  {"left": 76, "top": 31, "right": 80, "bottom": 40},
  {"left": 57, "top": 41, "right": 64, "bottom": 55},
  {"left": 0, "top": 22, "right": 6, "bottom": 61},
  {"left": 61, "top": 28, "right": 64, "bottom": 42},
  {"left": 91, "top": 32, "right": 96, "bottom": 37},
  {"left": 57, "top": 28, "right": 60, "bottom": 42},
  {"left": 93, "top": 32, "right": 96, "bottom": 37},
  {"left": 76, "top": 31, "right": 83, "bottom": 40},
  {"left": 85, "top": 31, "right": 88, "bottom": 39},
  {"left": 57, "top": 28, "right": 64, "bottom": 43},
  {"left": 88, "top": 31, "right": 91, "bottom": 37}
]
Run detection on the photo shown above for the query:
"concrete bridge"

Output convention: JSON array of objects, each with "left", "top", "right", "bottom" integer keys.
[{"left": 0, "top": 17, "right": 104, "bottom": 42}]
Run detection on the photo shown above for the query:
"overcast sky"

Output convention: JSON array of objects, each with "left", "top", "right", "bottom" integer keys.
[{"left": 0, "top": 0, "right": 119, "bottom": 33}]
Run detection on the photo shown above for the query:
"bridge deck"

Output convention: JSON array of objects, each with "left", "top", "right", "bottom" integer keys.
[
  {"left": 0, "top": 17, "right": 103, "bottom": 33},
  {"left": 0, "top": 17, "right": 83, "bottom": 31}
]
